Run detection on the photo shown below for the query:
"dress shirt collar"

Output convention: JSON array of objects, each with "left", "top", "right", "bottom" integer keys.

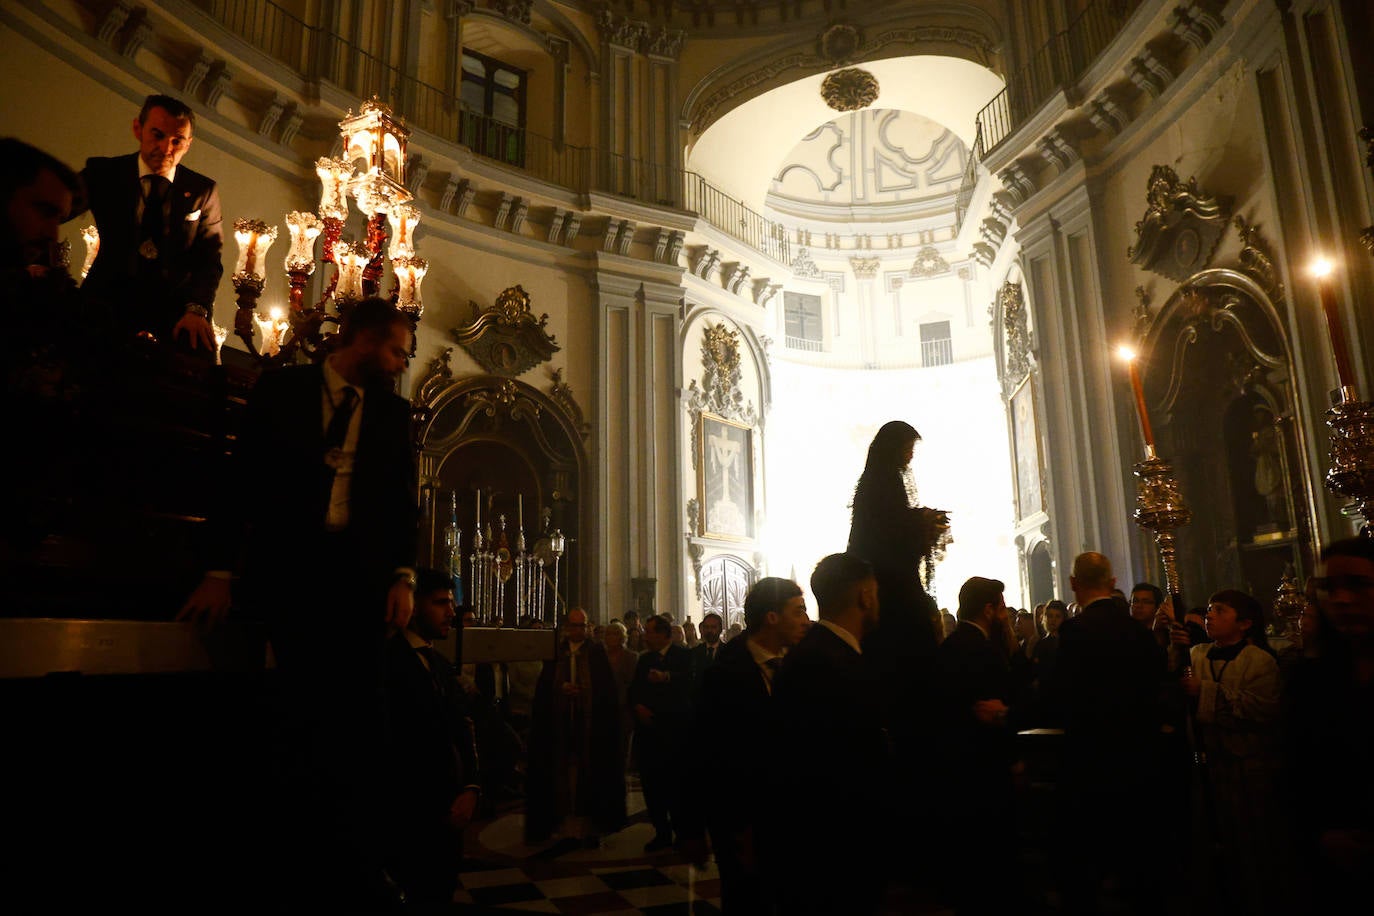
[
  {"left": 965, "top": 619, "right": 990, "bottom": 640},
  {"left": 567, "top": 639, "right": 584, "bottom": 654},
  {"left": 402, "top": 628, "right": 432, "bottom": 652},
  {"left": 138, "top": 157, "right": 177, "bottom": 187},
  {"left": 745, "top": 636, "right": 783, "bottom": 669},
  {"left": 322, "top": 355, "right": 365, "bottom": 406},
  {"left": 818, "top": 619, "right": 862, "bottom": 654}
]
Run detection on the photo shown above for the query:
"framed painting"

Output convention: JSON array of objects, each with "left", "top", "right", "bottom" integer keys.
[
  {"left": 1010, "top": 376, "right": 1046, "bottom": 520},
  {"left": 697, "top": 413, "right": 754, "bottom": 540}
]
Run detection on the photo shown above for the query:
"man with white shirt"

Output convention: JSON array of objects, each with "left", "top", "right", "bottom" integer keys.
[
  {"left": 694, "top": 577, "right": 808, "bottom": 912},
  {"left": 179, "top": 297, "right": 418, "bottom": 908},
  {"left": 78, "top": 94, "right": 223, "bottom": 350},
  {"left": 773, "top": 553, "right": 890, "bottom": 914}
]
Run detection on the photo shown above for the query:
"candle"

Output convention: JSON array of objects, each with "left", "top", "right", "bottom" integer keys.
[
  {"left": 1311, "top": 258, "right": 1357, "bottom": 395},
  {"left": 476, "top": 488, "right": 481, "bottom": 528},
  {"left": 518, "top": 494, "right": 523, "bottom": 530},
  {"left": 1117, "top": 345, "right": 1155, "bottom": 450}
]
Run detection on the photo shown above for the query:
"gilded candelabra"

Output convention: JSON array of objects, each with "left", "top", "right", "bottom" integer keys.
[
  {"left": 466, "top": 492, "right": 563, "bottom": 624},
  {"left": 1324, "top": 395, "right": 1374, "bottom": 532},
  {"left": 1133, "top": 445, "right": 1193, "bottom": 598},
  {"left": 1272, "top": 563, "right": 1307, "bottom": 645},
  {"left": 230, "top": 98, "right": 428, "bottom": 364}
]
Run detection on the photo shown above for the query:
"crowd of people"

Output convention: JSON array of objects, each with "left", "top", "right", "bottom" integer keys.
[{"left": 3, "top": 102, "right": 1373, "bottom": 915}]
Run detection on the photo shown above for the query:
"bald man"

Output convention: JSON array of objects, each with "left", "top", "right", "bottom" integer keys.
[
  {"left": 1048, "top": 552, "right": 1165, "bottom": 913},
  {"left": 526, "top": 608, "right": 625, "bottom": 846}
]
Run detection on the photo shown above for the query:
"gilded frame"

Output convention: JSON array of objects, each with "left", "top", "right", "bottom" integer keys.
[
  {"left": 1010, "top": 375, "right": 1046, "bottom": 520},
  {"left": 697, "top": 413, "right": 754, "bottom": 541}
]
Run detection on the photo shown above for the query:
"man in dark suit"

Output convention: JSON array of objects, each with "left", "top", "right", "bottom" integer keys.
[
  {"left": 772, "top": 553, "right": 890, "bottom": 915},
  {"left": 79, "top": 94, "right": 222, "bottom": 350},
  {"left": 385, "top": 567, "right": 480, "bottom": 904},
  {"left": 694, "top": 578, "right": 808, "bottom": 913},
  {"left": 180, "top": 297, "right": 419, "bottom": 907},
  {"left": 932, "top": 576, "right": 1022, "bottom": 913},
  {"left": 689, "top": 610, "right": 724, "bottom": 685},
  {"left": 1046, "top": 552, "right": 1166, "bottom": 915},
  {"left": 628, "top": 613, "right": 694, "bottom": 851}
]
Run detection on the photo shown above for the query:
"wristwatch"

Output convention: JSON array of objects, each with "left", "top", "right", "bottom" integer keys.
[
  {"left": 392, "top": 569, "right": 417, "bottom": 589},
  {"left": 184, "top": 303, "right": 209, "bottom": 319}
]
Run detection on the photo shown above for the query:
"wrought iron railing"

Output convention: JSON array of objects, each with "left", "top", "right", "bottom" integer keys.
[
  {"left": 186, "top": 0, "right": 791, "bottom": 265},
  {"left": 784, "top": 335, "right": 824, "bottom": 352},
  {"left": 975, "top": 0, "right": 1146, "bottom": 155},
  {"left": 954, "top": 0, "right": 1146, "bottom": 234},
  {"left": 921, "top": 338, "right": 954, "bottom": 367}
]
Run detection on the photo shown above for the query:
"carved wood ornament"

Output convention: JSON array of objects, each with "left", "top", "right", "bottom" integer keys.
[
  {"left": 450, "top": 285, "right": 561, "bottom": 377},
  {"left": 1128, "top": 165, "right": 1230, "bottom": 282}
]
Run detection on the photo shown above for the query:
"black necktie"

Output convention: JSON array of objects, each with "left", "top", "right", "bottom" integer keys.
[
  {"left": 325, "top": 386, "right": 359, "bottom": 449},
  {"left": 141, "top": 176, "right": 168, "bottom": 245}
]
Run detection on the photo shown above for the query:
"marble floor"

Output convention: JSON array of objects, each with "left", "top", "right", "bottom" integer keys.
[{"left": 449, "top": 775, "right": 722, "bottom": 915}]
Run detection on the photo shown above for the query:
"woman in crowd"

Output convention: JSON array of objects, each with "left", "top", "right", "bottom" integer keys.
[{"left": 1182, "top": 589, "right": 1282, "bottom": 912}]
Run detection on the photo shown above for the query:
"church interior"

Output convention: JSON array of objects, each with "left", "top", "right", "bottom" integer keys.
[{"left": 3, "top": 0, "right": 1372, "bottom": 912}]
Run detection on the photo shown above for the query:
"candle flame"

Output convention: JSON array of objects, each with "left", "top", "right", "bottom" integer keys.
[
  {"left": 1310, "top": 258, "right": 1334, "bottom": 279},
  {"left": 1116, "top": 344, "right": 1137, "bottom": 362},
  {"left": 270, "top": 306, "right": 284, "bottom": 321}
]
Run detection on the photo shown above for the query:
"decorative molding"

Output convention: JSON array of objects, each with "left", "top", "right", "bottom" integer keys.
[
  {"left": 491, "top": 0, "right": 532, "bottom": 25},
  {"left": 998, "top": 281, "right": 1031, "bottom": 396},
  {"left": 1128, "top": 48, "right": 1174, "bottom": 99},
  {"left": 645, "top": 26, "right": 687, "bottom": 59},
  {"left": 686, "top": 322, "right": 758, "bottom": 470},
  {"left": 548, "top": 367, "right": 590, "bottom": 440},
  {"left": 97, "top": 1, "right": 132, "bottom": 45},
  {"left": 972, "top": 242, "right": 996, "bottom": 267},
  {"left": 184, "top": 50, "right": 212, "bottom": 96},
  {"left": 850, "top": 256, "right": 881, "bottom": 280},
  {"left": 1128, "top": 165, "right": 1230, "bottom": 282},
  {"left": 416, "top": 346, "right": 454, "bottom": 406},
  {"left": 562, "top": 211, "right": 582, "bottom": 246},
  {"left": 820, "top": 68, "right": 879, "bottom": 112},
  {"left": 407, "top": 154, "right": 429, "bottom": 195},
  {"left": 548, "top": 208, "right": 568, "bottom": 244},
  {"left": 1036, "top": 128, "right": 1079, "bottom": 172},
  {"left": 1088, "top": 93, "right": 1129, "bottom": 137},
  {"left": 280, "top": 105, "right": 303, "bottom": 146},
  {"left": 450, "top": 285, "right": 561, "bottom": 377},
  {"left": 1233, "top": 214, "right": 1283, "bottom": 300},
  {"left": 691, "top": 247, "right": 721, "bottom": 280},
  {"left": 999, "top": 163, "right": 1037, "bottom": 205},
  {"left": 908, "top": 245, "right": 950, "bottom": 278},
  {"left": 818, "top": 23, "right": 864, "bottom": 64},
  {"left": 791, "top": 247, "right": 821, "bottom": 278},
  {"left": 1170, "top": 1, "right": 1223, "bottom": 51},
  {"left": 494, "top": 193, "right": 514, "bottom": 231},
  {"left": 258, "top": 94, "right": 286, "bottom": 137},
  {"left": 723, "top": 262, "right": 751, "bottom": 295},
  {"left": 205, "top": 64, "right": 232, "bottom": 108},
  {"left": 509, "top": 197, "right": 529, "bottom": 233},
  {"left": 753, "top": 279, "right": 782, "bottom": 307},
  {"left": 1133, "top": 285, "right": 1154, "bottom": 342},
  {"left": 121, "top": 10, "right": 151, "bottom": 58}
]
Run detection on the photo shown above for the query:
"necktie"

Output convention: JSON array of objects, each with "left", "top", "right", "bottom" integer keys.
[
  {"left": 141, "top": 176, "right": 169, "bottom": 248},
  {"left": 321, "top": 385, "right": 358, "bottom": 516}
]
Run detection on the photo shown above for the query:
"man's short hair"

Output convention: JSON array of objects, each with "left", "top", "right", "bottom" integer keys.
[
  {"left": 701, "top": 611, "right": 722, "bottom": 627},
  {"left": 1131, "top": 582, "right": 1164, "bottom": 605},
  {"left": 1046, "top": 599, "right": 1067, "bottom": 613},
  {"left": 1322, "top": 537, "right": 1374, "bottom": 564},
  {"left": 810, "top": 553, "right": 874, "bottom": 614},
  {"left": 742, "top": 578, "right": 802, "bottom": 631},
  {"left": 338, "top": 296, "right": 408, "bottom": 345},
  {"left": 957, "top": 576, "right": 1005, "bottom": 621},
  {"left": 139, "top": 94, "right": 195, "bottom": 126},
  {"left": 0, "top": 137, "right": 81, "bottom": 210},
  {"left": 624, "top": 609, "right": 640, "bottom": 622},
  {"left": 643, "top": 613, "right": 671, "bottom": 636},
  {"left": 415, "top": 567, "right": 452, "bottom": 597},
  {"left": 1070, "top": 552, "right": 1114, "bottom": 589}
]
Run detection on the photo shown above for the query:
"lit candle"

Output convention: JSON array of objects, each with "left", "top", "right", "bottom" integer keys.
[
  {"left": 315, "top": 157, "right": 353, "bottom": 221},
  {"left": 80, "top": 224, "right": 99, "bottom": 280},
  {"left": 254, "top": 306, "right": 290, "bottom": 358},
  {"left": 1117, "top": 345, "right": 1155, "bottom": 451},
  {"left": 212, "top": 320, "right": 227, "bottom": 366},
  {"left": 1310, "top": 258, "right": 1357, "bottom": 395},
  {"left": 518, "top": 494, "right": 524, "bottom": 530},
  {"left": 284, "top": 211, "right": 323, "bottom": 274},
  {"left": 333, "top": 240, "right": 368, "bottom": 301},
  {"left": 233, "top": 218, "right": 277, "bottom": 279},
  {"left": 476, "top": 488, "right": 482, "bottom": 528},
  {"left": 393, "top": 256, "right": 428, "bottom": 317},
  {"left": 387, "top": 202, "right": 421, "bottom": 260}
]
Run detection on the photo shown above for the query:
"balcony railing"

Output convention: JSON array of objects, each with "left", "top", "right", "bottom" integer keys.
[
  {"left": 975, "top": 0, "right": 1147, "bottom": 156},
  {"left": 921, "top": 338, "right": 954, "bottom": 367},
  {"left": 784, "top": 335, "right": 824, "bottom": 352},
  {"left": 188, "top": 0, "right": 791, "bottom": 265}
]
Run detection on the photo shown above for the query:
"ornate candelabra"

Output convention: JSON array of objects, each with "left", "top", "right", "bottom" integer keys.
[
  {"left": 230, "top": 98, "right": 428, "bottom": 364},
  {"left": 465, "top": 491, "right": 565, "bottom": 624},
  {"left": 1324, "top": 398, "right": 1374, "bottom": 532},
  {"left": 1133, "top": 445, "right": 1194, "bottom": 598}
]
